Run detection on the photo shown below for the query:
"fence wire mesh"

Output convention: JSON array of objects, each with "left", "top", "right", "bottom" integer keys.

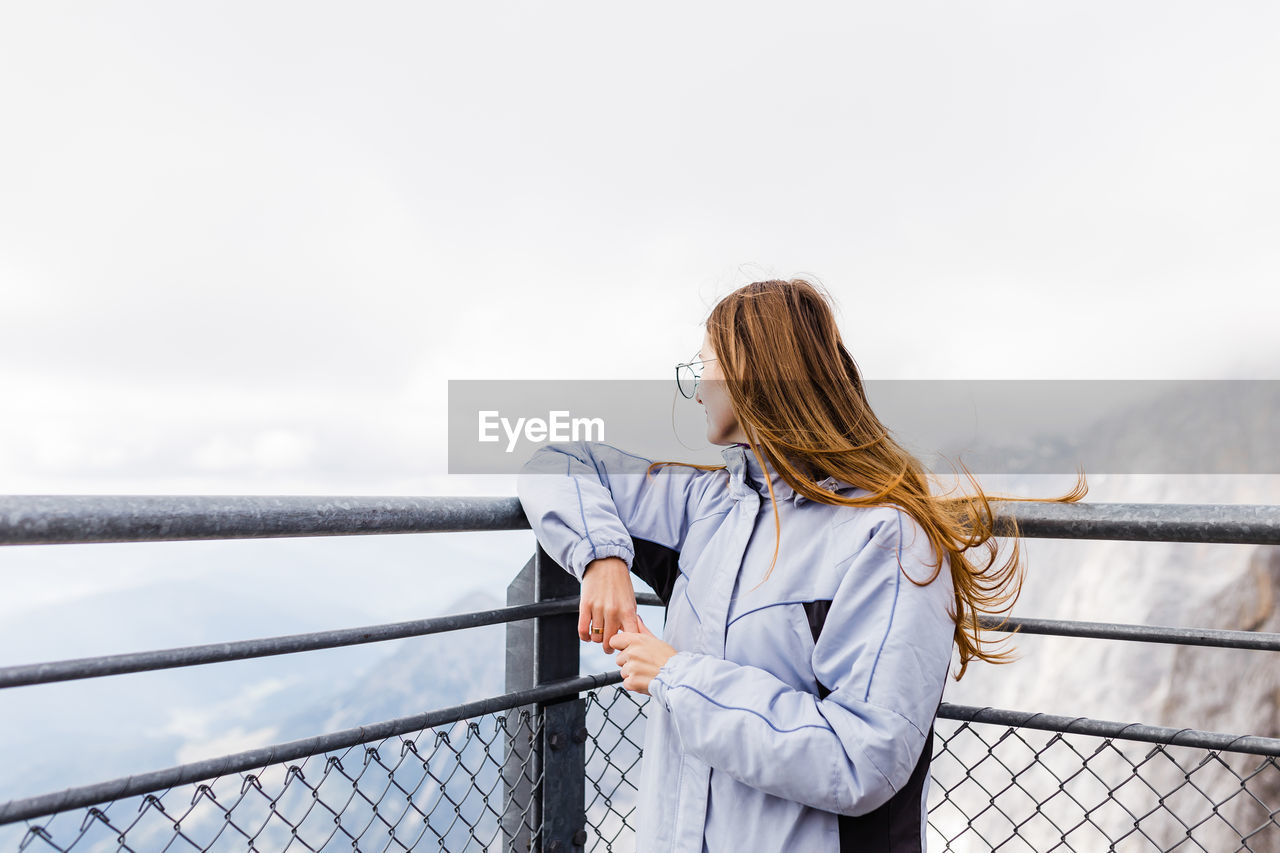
[
  {"left": 927, "top": 717, "right": 1280, "bottom": 852},
  {"left": 6, "top": 689, "right": 1280, "bottom": 853},
  {"left": 580, "top": 688, "right": 1280, "bottom": 853},
  {"left": 582, "top": 689, "right": 648, "bottom": 853},
  {"left": 4, "top": 710, "right": 543, "bottom": 853}
]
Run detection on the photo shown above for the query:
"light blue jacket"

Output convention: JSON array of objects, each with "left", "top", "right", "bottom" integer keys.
[{"left": 517, "top": 441, "right": 956, "bottom": 852}]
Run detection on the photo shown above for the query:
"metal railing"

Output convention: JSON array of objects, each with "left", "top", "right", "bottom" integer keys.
[{"left": 1, "top": 496, "right": 1279, "bottom": 851}]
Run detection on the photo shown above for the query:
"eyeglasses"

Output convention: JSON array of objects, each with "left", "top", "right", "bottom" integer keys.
[{"left": 675, "top": 354, "right": 717, "bottom": 399}]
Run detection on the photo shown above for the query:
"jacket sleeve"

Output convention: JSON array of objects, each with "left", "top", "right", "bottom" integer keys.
[
  {"left": 647, "top": 510, "right": 955, "bottom": 815},
  {"left": 515, "top": 441, "right": 717, "bottom": 581}
]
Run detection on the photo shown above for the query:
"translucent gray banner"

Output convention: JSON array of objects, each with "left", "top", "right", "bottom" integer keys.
[{"left": 448, "top": 380, "right": 1280, "bottom": 475}]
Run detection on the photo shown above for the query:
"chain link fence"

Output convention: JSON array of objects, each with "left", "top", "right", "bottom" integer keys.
[
  {"left": 4, "top": 498, "right": 1280, "bottom": 852},
  {"left": 582, "top": 689, "right": 647, "bottom": 853},
  {"left": 7, "top": 686, "right": 1279, "bottom": 852},
  {"left": 928, "top": 716, "right": 1280, "bottom": 852},
  {"left": 5, "top": 710, "right": 543, "bottom": 853}
]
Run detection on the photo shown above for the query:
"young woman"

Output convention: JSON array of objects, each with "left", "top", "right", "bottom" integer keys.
[{"left": 516, "top": 278, "right": 1086, "bottom": 852}]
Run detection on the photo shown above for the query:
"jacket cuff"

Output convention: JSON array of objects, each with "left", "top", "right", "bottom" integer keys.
[
  {"left": 569, "top": 538, "right": 634, "bottom": 579},
  {"left": 650, "top": 650, "right": 700, "bottom": 710}
]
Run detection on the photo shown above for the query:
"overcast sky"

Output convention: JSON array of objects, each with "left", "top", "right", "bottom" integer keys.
[{"left": 2, "top": 1, "right": 1278, "bottom": 499}]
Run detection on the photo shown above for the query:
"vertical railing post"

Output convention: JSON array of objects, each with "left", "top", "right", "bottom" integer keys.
[
  {"left": 503, "top": 555, "right": 538, "bottom": 852},
  {"left": 504, "top": 544, "right": 586, "bottom": 853},
  {"left": 534, "top": 544, "right": 587, "bottom": 853}
]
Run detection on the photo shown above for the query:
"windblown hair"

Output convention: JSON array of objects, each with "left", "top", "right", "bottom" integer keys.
[{"left": 650, "top": 277, "right": 1087, "bottom": 681}]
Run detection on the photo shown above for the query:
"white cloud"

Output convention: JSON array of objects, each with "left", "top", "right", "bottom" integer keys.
[
  {"left": 0, "top": 0, "right": 1276, "bottom": 494},
  {"left": 251, "top": 429, "right": 315, "bottom": 470},
  {"left": 163, "top": 677, "right": 292, "bottom": 748},
  {"left": 188, "top": 428, "right": 315, "bottom": 472},
  {"left": 174, "top": 726, "right": 282, "bottom": 767},
  {"left": 191, "top": 434, "right": 252, "bottom": 472}
]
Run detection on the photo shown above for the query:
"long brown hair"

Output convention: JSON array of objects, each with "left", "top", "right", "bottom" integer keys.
[{"left": 649, "top": 277, "right": 1087, "bottom": 681}]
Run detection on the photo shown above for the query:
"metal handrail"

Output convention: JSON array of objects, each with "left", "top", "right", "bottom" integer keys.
[
  {"left": 0, "top": 597, "right": 592, "bottom": 688},
  {"left": 938, "top": 703, "right": 1280, "bottom": 757},
  {"left": 987, "top": 615, "right": 1280, "bottom": 651},
  {"left": 0, "top": 495, "right": 529, "bottom": 545},
  {"left": 993, "top": 500, "right": 1280, "bottom": 543},
  {"left": 4, "top": 599, "right": 1280, "bottom": 690},
  {"left": 4, "top": 671, "right": 1279, "bottom": 827},
  {"left": 3, "top": 497, "right": 1280, "bottom": 546},
  {"left": 0, "top": 672, "right": 623, "bottom": 826}
]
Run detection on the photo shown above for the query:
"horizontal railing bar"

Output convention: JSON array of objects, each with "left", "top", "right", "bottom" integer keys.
[
  {"left": 0, "top": 597, "right": 583, "bottom": 688},
  {"left": 0, "top": 595, "right": 669, "bottom": 688},
  {"left": 988, "top": 501, "right": 1280, "bottom": 544},
  {"left": 3, "top": 594, "right": 1272, "bottom": 689},
  {"left": 3, "top": 497, "right": 1279, "bottom": 546},
  {"left": 0, "top": 496, "right": 530, "bottom": 545},
  {"left": 980, "top": 616, "right": 1280, "bottom": 651},
  {"left": 0, "top": 671, "right": 622, "bottom": 826},
  {"left": 939, "top": 703, "right": 1280, "bottom": 757},
  {"left": 7, "top": 672, "right": 1276, "bottom": 827}
]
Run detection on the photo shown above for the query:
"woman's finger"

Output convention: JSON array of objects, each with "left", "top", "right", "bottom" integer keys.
[
  {"left": 620, "top": 609, "right": 640, "bottom": 634},
  {"left": 578, "top": 601, "right": 592, "bottom": 643},
  {"left": 602, "top": 611, "right": 619, "bottom": 652}
]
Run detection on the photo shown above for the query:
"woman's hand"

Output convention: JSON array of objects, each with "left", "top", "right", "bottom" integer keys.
[
  {"left": 609, "top": 615, "right": 677, "bottom": 695},
  {"left": 579, "top": 556, "right": 639, "bottom": 652}
]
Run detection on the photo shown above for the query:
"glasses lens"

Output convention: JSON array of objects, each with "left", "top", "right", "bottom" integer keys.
[{"left": 677, "top": 364, "right": 697, "bottom": 398}]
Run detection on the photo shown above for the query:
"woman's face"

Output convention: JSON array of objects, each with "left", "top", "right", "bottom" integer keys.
[{"left": 696, "top": 332, "right": 750, "bottom": 445}]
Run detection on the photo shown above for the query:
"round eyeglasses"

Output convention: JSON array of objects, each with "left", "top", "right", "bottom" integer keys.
[{"left": 675, "top": 355, "right": 717, "bottom": 399}]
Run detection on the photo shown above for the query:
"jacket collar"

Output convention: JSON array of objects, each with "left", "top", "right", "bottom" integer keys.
[{"left": 719, "top": 443, "right": 862, "bottom": 505}]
